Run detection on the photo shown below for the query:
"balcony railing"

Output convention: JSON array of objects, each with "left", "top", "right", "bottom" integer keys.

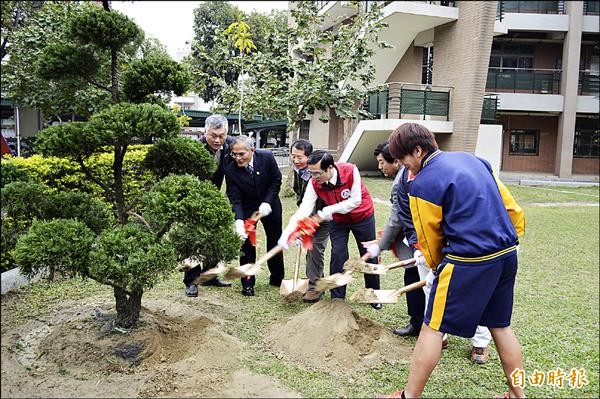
[
  {"left": 486, "top": 68, "right": 561, "bottom": 94},
  {"left": 315, "top": 1, "right": 329, "bottom": 11},
  {"left": 579, "top": 71, "right": 600, "bottom": 96},
  {"left": 584, "top": 0, "right": 600, "bottom": 15},
  {"left": 363, "top": 82, "right": 452, "bottom": 121},
  {"left": 481, "top": 94, "right": 499, "bottom": 124},
  {"left": 499, "top": 0, "right": 565, "bottom": 14}
]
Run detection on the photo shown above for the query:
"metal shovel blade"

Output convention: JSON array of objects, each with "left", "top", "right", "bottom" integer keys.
[
  {"left": 279, "top": 278, "right": 309, "bottom": 296},
  {"left": 194, "top": 262, "right": 226, "bottom": 284},
  {"left": 315, "top": 271, "right": 353, "bottom": 292}
]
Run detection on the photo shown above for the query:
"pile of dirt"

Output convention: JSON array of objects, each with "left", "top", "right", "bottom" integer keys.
[
  {"left": 265, "top": 299, "right": 413, "bottom": 376},
  {"left": 1, "top": 297, "right": 301, "bottom": 398}
]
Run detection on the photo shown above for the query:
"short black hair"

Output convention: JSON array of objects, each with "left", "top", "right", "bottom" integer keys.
[
  {"left": 307, "top": 150, "right": 334, "bottom": 171},
  {"left": 291, "top": 139, "right": 313, "bottom": 156},
  {"left": 374, "top": 141, "right": 394, "bottom": 163}
]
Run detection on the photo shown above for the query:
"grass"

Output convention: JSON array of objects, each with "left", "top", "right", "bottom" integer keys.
[{"left": 2, "top": 178, "right": 599, "bottom": 398}]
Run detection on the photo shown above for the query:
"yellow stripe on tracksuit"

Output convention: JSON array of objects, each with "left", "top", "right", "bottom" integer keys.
[
  {"left": 429, "top": 263, "right": 455, "bottom": 331},
  {"left": 409, "top": 195, "right": 444, "bottom": 269}
]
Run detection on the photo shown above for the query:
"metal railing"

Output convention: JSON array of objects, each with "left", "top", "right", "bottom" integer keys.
[
  {"left": 486, "top": 68, "right": 561, "bottom": 94},
  {"left": 579, "top": 71, "right": 600, "bottom": 96},
  {"left": 481, "top": 94, "right": 499, "bottom": 124},
  {"left": 496, "top": 1, "right": 504, "bottom": 21},
  {"left": 315, "top": 0, "right": 329, "bottom": 11},
  {"left": 499, "top": 0, "right": 565, "bottom": 14},
  {"left": 363, "top": 82, "right": 452, "bottom": 121}
]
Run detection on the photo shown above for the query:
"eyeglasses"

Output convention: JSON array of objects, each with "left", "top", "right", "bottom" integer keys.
[
  {"left": 309, "top": 170, "right": 325, "bottom": 177},
  {"left": 231, "top": 151, "right": 248, "bottom": 158}
]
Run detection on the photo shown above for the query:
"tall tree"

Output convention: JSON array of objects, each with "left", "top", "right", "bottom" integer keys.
[
  {"left": 186, "top": 2, "right": 287, "bottom": 103},
  {"left": 215, "top": 1, "right": 390, "bottom": 145},
  {"left": 0, "top": 0, "right": 44, "bottom": 61},
  {"left": 6, "top": 3, "right": 240, "bottom": 329}
]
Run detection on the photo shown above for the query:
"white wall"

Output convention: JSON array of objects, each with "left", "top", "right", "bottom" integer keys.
[
  {"left": 475, "top": 124, "right": 503, "bottom": 175},
  {"left": 308, "top": 110, "right": 330, "bottom": 149}
]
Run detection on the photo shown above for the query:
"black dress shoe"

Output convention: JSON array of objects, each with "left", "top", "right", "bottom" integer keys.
[
  {"left": 393, "top": 323, "right": 420, "bottom": 336},
  {"left": 371, "top": 303, "right": 383, "bottom": 310},
  {"left": 185, "top": 284, "right": 198, "bottom": 297},
  {"left": 241, "top": 287, "right": 255, "bottom": 296},
  {"left": 201, "top": 278, "right": 232, "bottom": 287}
]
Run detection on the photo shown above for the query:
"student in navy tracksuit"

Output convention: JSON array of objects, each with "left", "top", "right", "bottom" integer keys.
[
  {"left": 279, "top": 150, "right": 381, "bottom": 309},
  {"left": 225, "top": 135, "right": 284, "bottom": 297},
  {"left": 380, "top": 122, "right": 526, "bottom": 399}
]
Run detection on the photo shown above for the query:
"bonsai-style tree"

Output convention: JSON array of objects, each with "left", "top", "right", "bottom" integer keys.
[{"left": 9, "top": 4, "right": 240, "bottom": 328}]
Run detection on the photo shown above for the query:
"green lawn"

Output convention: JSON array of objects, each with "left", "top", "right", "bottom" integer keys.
[{"left": 2, "top": 178, "right": 599, "bottom": 398}]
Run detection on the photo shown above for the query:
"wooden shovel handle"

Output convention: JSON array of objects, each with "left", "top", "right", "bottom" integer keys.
[
  {"left": 250, "top": 211, "right": 263, "bottom": 221},
  {"left": 255, "top": 245, "right": 284, "bottom": 267},
  {"left": 292, "top": 245, "right": 303, "bottom": 290},
  {"left": 384, "top": 257, "right": 417, "bottom": 271},
  {"left": 389, "top": 279, "right": 426, "bottom": 298}
]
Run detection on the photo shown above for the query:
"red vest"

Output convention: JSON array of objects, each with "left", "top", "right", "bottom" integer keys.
[{"left": 312, "top": 163, "right": 374, "bottom": 224}]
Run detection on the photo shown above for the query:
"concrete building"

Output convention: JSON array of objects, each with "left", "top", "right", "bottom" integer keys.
[{"left": 297, "top": 1, "right": 598, "bottom": 178}]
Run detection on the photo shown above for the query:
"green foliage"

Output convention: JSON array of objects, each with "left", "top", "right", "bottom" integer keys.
[
  {"left": 14, "top": 218, "right": 95, "bottom": 279},
  {"left": 68, "top": 7, "right": 143, "bottom": 51},
  {"left": 141, "top": 174, "right": 239, "bottom": 265},
  {"left": 121, "top": 52, "right": 191, "bottom": 103},
  {"left": 215, "top": 1, "right": 388, "bottom": 134},
  {"left": 1, "top": 0, "right": 45, "bottom": 61},
  {"left": 143, "top": 136, "right": 216, "bottom": 180},
  {"left": 35, "top": 122, "right": 110, "bottom": 160},
  {"left": 88, "top": 224, "right": 176, "bottom": 293},
  {"left": 1, "top": 181, "right": 47, "bottom": 219},
  {"left": 3, "top": 2, "right": 111, "bottom": 118},
  {"left": 43, "top": 191, "right": 112, "bottom": 234},
  {"left": 0, "top": 161, "right": 31, "bottom": 188},
  {"left": 85, "top": 102, "right": 180, "bottom": 145},
  {"left": 36, "top": 42, "right": 102, "bottom": 80}
]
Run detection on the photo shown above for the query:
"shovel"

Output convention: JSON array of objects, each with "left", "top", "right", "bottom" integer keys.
[
  {"left": 314, "top": 252, "right": 372, "bottom": 292},
  {"left": 224, "top": 245, "right": 284, "bottom": 280},
  {"left": 192, "top": 261, "right": 226, "bottom": 285},
  {"left": 344, "top": 257, "right": 416, "bottom": 275},
  {"left": 280, "top": 244, "right": 309, "bottom": 298},
  {"left": 350, "top": 280, "right": 426, "bottom": 304}
]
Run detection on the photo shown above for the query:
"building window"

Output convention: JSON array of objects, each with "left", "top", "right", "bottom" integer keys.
[
  {"left": 509, "top": 129, "right": 539, "bottom": 155},
  {"left": 299, "top": 120, "right": 310, "bottom": 140},
  {"left": 422, "top": 47, "right": 433, "bottom": 85},
  {"left": 574, "top": 117, "right": 599, "bottom": 157}
]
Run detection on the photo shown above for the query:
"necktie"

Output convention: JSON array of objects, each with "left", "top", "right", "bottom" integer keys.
[{"left": 245, "top": 165, "right": 254, "bottom": 175}]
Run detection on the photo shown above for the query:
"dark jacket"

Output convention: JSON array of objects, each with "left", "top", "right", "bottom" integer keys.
[
  {"left": 293, "top": 168, "right": 325, "bottom": 211},
  {"left": 200, "top": 135, "right": 233, "bottom": 189},
  {"left": 224, "top": 149, "right": 282, "bottom": 220}
]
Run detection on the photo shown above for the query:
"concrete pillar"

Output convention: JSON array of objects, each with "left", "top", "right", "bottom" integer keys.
[
  {"left": 555, "top": 1, "right": 583, "bottom": 178},
  {"left": 432, "top": 1, "right": 497, "bottom": 153}
]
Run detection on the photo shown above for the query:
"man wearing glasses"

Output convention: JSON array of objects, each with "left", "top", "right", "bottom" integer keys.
[
  {"left": 184, "top": 114, "right": 233, "bottom": 297},
  {"left": 224, "top": 135, "right": 285, "bottom": 297},
  {"left": 278, "top": 150, "right": 382, "bottom": 309}
]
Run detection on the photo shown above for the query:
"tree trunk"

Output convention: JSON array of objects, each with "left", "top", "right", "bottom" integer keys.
[
  {"left": 113, "top": 286, "right": 143, "bottom": 328},
  {"left": 111, "top": 47, "right": 119, "bottom": 103},
  {"left": 114, "top": 145, "right": 127, "bottom": 224}
]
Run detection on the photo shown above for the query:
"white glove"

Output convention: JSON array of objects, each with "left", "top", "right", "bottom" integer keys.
[
  {"left": 234, "top": 219, "right": 248, "bottom": 240},
  {"left": 365, "top": 243, "right": 381, "bottom": 259},
  {"left": 414, "top": 249, "right": 426, "bottom": 269},
  {"left": 277, "top": 232, "right": 290, "bottom": 249},
  {"left": 516, "top": 244, "right": 520, "bottom": 256},
  {"left": 258, "top": 202, "right": 272, "bottom": 217},
  {"left": 317, "top": 208, "right": 333, "bottom": 221}
]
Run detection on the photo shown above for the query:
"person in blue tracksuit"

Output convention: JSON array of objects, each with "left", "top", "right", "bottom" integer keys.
[{"left": 381, "top": 122, "right": 526, "bottom": 399}]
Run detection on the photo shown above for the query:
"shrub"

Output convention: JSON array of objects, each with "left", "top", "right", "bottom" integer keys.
[
  {"left": 141, "top": 174, "right": 240, "bottom": 266},
  {"left": 43, "top": 191, "right": 113, "bottom": 234},
  {"left": 14, "top": 219, "right": 95, "bottom": 279},
  {"left": 0, "top": 161, "right": 31, "bottom": 188},
  {"left": 143, "top": 136, "right": 216, "bottom": 180}
]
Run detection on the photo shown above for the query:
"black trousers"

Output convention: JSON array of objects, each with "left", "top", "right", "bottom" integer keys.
[
  {"left": 329, "top": 214, "right": 380, "bottom": 299},
  {"left": 239, "top": 212, "right": 284, "bottom": 289},
  {"left": 183, "top": 261, "right": 216, "bottom": 287},
  {"left": 404, "top": 265, "right": 425, "bottom": 329}
]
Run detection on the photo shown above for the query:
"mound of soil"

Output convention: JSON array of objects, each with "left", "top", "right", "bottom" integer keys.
[
  {"left": 265, "top": 299, "right": 413, "bottom": 376},
  {"left": 1, "top": 296, "right": 300, "bottom": 398}
]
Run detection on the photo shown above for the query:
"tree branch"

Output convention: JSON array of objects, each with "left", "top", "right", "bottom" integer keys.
[
  {"left": 83, "top": 76, "right": 112, "bottom": 93},
  {"left": 76, "top": 157, "right": 115, "bottom": 203},
  {"left": 127, "top": 211, "right": 153, "bottom": 232}
]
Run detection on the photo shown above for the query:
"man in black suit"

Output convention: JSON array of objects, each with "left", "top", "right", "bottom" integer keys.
[
  {"left": 224, "top": 135, "right": 285, "bottom": 296},
  {"left": 184, "top": 114, "right": 233, "bottom": 297}
]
